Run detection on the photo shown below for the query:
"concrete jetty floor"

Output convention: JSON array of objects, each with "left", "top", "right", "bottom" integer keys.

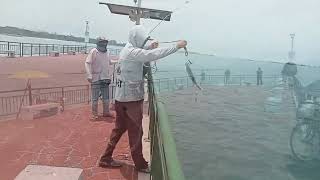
[{"left": 0, "top": 104, "right": 138, "bottom": 180}]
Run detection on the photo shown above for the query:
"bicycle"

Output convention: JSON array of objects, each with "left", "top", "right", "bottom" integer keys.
[{"left": 290, "top": 101, "right": 320, "bottom": 161}]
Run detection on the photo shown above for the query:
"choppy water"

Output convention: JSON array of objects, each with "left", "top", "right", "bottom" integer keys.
[{"left": 161, "top": 86, "right": 320, "bottom": 180}]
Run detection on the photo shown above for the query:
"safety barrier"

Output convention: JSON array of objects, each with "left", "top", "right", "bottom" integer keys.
[
  {"left": 0, "top": 75, "right": 279, "bottom": 117},
  {"left": 0, "top": 41, "right": 121, "bottom": 57}
]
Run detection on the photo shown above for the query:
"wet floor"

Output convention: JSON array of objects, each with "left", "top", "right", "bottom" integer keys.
[{"left": 161, "top": 86, "right": 320, "bottom": 180}]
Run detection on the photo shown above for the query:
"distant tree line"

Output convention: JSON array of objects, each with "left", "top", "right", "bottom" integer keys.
[{"left": 0, "top": 26, "right": 126, "bottom": 46}]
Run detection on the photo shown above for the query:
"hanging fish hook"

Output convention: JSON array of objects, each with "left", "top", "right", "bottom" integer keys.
[
  {"left": 184, "top": 47, "right": 192, "bottom": 64},
  {"left": 184, "top": 47, "right": 189, "bottom": 56}
]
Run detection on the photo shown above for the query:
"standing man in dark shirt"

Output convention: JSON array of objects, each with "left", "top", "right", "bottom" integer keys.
[
  {"left": 200, "top": 69, "right": 206, "bottom": 85},
  {"left": 257, "top": 67, "right": 263, "bottom": 85},
  {"left": 224, "top": 69, "right": 231, "bottom": 85}
]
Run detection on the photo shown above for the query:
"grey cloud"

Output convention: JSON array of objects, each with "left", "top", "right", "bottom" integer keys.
[{"left": 0, "top": 0, "right": 319, "bottom": 64}]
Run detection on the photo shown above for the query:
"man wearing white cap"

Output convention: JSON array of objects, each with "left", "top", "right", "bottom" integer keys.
[{"left": 85, "top": 37, "right": 114, "bottom": 120}]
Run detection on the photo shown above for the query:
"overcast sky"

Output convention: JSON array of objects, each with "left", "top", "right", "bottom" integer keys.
[{"left": 1, "top": 0, "right": 319, "bottom": 65}]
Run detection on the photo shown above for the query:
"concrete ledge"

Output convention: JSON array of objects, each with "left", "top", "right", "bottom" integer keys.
[
  {"left": 20, "top": 103, "right": 60, "bottom": 120},
  {"left": 49, "top": 51, "right": 60, "bottom": 57},
  {"left": 15, "top": 165, "right": 83, "bottom": 180},
  {"left": 68, "top": 51, "right": 76, "bottom": 55},
  {"left": 5, "top": 50, "right": 16, "bottom": 58}
]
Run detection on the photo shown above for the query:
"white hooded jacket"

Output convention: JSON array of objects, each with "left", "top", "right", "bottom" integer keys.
[{"left": 115, "top": 25, "right": 178, "bottom": 102}]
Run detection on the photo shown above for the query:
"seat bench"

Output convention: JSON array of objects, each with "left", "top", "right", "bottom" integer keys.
[
  {"left": 67, "top": 50, "right": 76, "bottom": 55},
  {"left": 49, "top": 51, "right": 60, "bottom": 57},
  {"left": 20, "top": 103, "right": 60, "bottom": 120},
  {"left": 4, "top": 50, "right": 16, "bottom": 58}
]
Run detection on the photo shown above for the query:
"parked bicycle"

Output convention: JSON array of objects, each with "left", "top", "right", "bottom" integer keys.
[{"left": 290, "top": 100, "right": 320, "bottom": 161}]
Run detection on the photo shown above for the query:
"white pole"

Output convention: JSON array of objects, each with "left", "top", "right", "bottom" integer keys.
[
  {"left": 291, "top": 35, "right": 294, "bottom": 52},
  {"left": 136, "top": 0, "right": 142, "bottom": 25},
  {"left": 288, "top": 34, "right": 295, "bottom": 62},
  {"left": 85, "top": 21, "right": 89, "bottom": 53}
]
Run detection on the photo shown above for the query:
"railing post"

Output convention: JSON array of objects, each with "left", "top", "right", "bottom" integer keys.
[
  {"left": 60, "top": 87, "right": 65, "bottom": 111},
  {"left": 87, "top": 84, "right": 90, "bottom": 104},
  {"left": 174, "top": 78, "right": 177, "bottom": 90},
  {"left": 61, "top": 87, "right": 64, "bottom": 100},
  {"left": 7, "top": 42, "right": 10, "bottom": 56},
  {"left": 30, "top": 44, "right": 33, "bottom": 56},
  {"left": 19, "top": 43, "right": 22, "bottom": 57},
  {"left": 21, "top": 43, "right": 24, "bottom": 56},
  {"left": 46, "top": 45, "right": 48, "bottom": 55},
  {"left": 62, "top": 45, "right": 65, "bottom": 54},
  {"left": 61, "top": 87, "right": 65, "bottom": 106},
  {"left": 28, "top": 83, "right": 32, "bottom": 106},
  {"left": 38, "top": 44, "right": 41, "bottom": 56}
]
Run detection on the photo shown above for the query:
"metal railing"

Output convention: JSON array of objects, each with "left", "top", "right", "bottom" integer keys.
[
  {"left": 148, "top": 79, "right": 185, "bottom": 180},
  {"left": 0, "top": 83, "right": 120, "bottom": 117},
  {"left": 0, "top": 75, "right": 279, "bottom": 117},
  {"left": 0, "top": 85, "right": 91, "bottom": 116},
  {"left": 153, "top": 74, "right": 280, "bottom": 93},
  {"left": 0, "top": 41, "right": 122, "bottom": 57}
]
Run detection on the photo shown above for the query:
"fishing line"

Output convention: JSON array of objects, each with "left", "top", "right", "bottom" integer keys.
[
  {"left": 157, "top": 41, "right": 203, "bottom": 90},
  {"left": 158, "top": 40, "right": 180, "bottom": 44},
  {"left": 145, "top": 0, "right": 202, "bottom": 91},
  {"left": 148, "top": 0, "right": 191, "bottom": 35}
]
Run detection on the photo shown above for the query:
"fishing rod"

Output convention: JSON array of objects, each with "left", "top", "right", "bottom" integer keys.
[
  {"left": 148, "top": 0, "right": 191, "bottom": 35},
  {"left": 146, "top": 0, "right": 202, "bottom": 90}
]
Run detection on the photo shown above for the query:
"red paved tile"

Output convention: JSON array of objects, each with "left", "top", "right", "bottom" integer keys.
[{"left": 0, "top": 105, "right": 137, "bottom": 180}]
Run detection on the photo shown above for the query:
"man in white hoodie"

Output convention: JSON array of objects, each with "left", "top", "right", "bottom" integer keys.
[{"left": 99, "top": 25, "right": 187, "bottom": 172}]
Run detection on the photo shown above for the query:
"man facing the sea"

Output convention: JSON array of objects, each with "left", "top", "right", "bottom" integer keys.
[
  {"left": 98, "top": 25, "right": 187, "bottom": 173},
  {"left": 224, "top": 69, "right": 231, "bottom": 85},
  {"left": 257, "top": 67, "right": 263, "bottom": 85}
]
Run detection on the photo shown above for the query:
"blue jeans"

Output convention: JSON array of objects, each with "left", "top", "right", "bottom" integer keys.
[{"left": 91, "top": 79, "right": 111, "bottom": 115}]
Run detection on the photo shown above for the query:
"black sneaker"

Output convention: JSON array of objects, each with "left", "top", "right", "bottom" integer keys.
[
  {"left": 99, "top": 159, "right": 122, "bottom": 168},
  {"left": 136, "top": 166, "right": 151, "bottom": 173},
  {"left": 102, "top": 112, "right": 114, "bottom": 118}
]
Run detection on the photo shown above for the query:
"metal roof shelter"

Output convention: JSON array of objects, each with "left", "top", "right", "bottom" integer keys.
[{"left": 99, "top": 0, "right": 173, "bottom": 25}]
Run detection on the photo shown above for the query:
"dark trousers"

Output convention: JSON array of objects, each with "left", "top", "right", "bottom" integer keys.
[
  {"left": 224, "top": 76, "right": 230, "bottom": 84},
  {"left": 257, "top": 76, "right": 263, "bottom": 85},
  {"left": 101, "top": 100, "right": 148, "bottom": 169}
]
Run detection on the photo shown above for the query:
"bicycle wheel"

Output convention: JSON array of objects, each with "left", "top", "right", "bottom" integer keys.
[{"left": 290, "top": 121, "right": 318, "bottom": 161}]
